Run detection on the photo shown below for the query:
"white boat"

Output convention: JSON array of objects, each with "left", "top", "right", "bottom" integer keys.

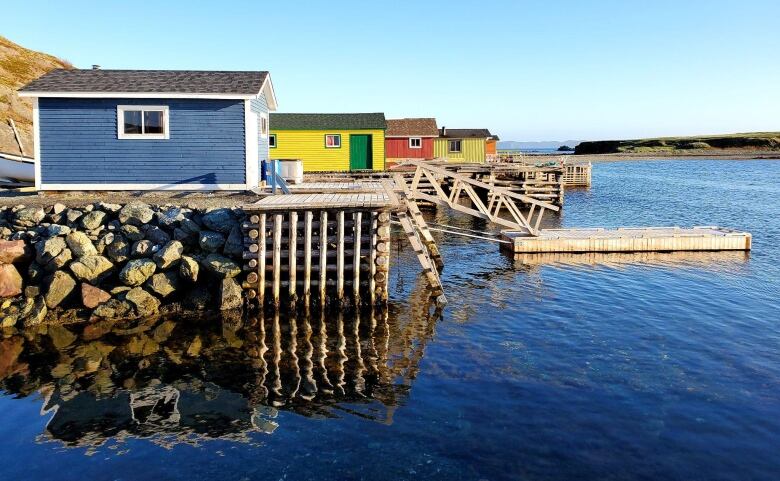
[{"left": 0, "top": 152, "right": 34, "bottom": 182}]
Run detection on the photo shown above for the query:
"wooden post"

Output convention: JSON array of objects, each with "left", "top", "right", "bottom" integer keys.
[
  {"left": 289, "top": 211, "right": 298, "bottom": 300},
  {"left": 337, "top": 210, "right": 345, "bottom": 302},
  {"left": 273, "top": 213, "right": 282, "bottom": 306},
  {"left": 369, "top": 212, "right": 377, "bottom": 306},
  {"left": 258, "top": 213, "right": 266, "bottom": 304},
  {"left": 319, "top": 211, "right": 328, "bottom": 303},
  {"left": 353, "top": 212, "right": 362, "bottom": 301},
  {"left": 304, "top": 210, "right": 313, "bottom": 298}
]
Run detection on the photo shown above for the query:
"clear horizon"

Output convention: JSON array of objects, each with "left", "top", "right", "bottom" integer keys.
[{"left": 6, "top": 0, "right": 780, "bottom": 142}]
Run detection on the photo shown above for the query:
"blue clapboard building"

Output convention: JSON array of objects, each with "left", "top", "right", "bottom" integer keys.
[{"left": 18, "top": 69, "right": 277, "bottom": 190}]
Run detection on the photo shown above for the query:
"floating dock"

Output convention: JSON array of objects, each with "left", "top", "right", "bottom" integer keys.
[{"left": 502, "top": 226, "right": 752, "bottom": 254}]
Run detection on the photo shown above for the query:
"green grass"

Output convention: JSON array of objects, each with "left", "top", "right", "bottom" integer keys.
[{"left": 576, "top": 132, "right": 780, "bottom": 155}]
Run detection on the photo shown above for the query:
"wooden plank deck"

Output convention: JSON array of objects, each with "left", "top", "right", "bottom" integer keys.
[
  {"left": 246, "top": 192, "right": 394, "bottom": 211},
  {"left": 502, "top": 226, "right": 751, "bottom": 253}
]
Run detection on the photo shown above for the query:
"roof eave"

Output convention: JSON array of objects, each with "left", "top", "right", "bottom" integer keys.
[
  {"left": 17, "top": 91, "right": 258, "bottom": 99},
  {"left": 257, "top": 74, "right": 278, "bottom": 111}
]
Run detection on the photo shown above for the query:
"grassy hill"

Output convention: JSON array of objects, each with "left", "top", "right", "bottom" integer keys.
[
  {"left": 575, "top": 132, "right": 780, "bottom": 155},
  {"left": 0, "top": 35, "right": 71, "bottom": 156}
]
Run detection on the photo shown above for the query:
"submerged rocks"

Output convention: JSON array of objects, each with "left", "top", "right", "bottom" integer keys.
[
  {"left": 119, "top": 259, "right": 157, "bottom": 286},
  {"left": 44, "top": 271, "right": 76, "bottom": 308}
]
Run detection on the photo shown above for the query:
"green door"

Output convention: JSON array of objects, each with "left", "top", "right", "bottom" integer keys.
[{"left": 349, "top": 134, "right": 372, "bottom": 170}]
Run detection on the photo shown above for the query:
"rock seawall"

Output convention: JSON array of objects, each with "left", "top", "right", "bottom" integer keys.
[{"left": 0, "top": 202, "right": 248, "bottom": 327}]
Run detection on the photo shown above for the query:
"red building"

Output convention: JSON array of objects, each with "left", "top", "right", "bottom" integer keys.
[{"left": 385, "top": 118, "right": 438, "bottom": 166}]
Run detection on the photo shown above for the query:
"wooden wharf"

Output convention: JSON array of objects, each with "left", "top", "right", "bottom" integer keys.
[{"left": 244, "top": 161, "right": 750, "bottom": 306}]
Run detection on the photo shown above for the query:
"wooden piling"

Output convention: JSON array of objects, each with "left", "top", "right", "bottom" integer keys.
[
  {"left": 337, "top": 211, "right": 345, "bottom": 301},
  {"left": 353, "top": 212, "right": 362, "bottom": 300},
  {"left": 273, "top": 213, "right": 282, "bottom": 305},
  {"left": 304, "top": 210, "right": 313, "bottom": 298},
  {"left": 289, "top": 211, "right": 298, "bottom": 300}
]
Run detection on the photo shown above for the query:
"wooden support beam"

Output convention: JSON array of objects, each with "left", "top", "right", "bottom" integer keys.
[
  {"left": 304, "top": 210, "right": 313, "bottom": 298},
  {"left": 353, "top": 212, "right": 362, "bottom": 300},
  {"left": 272, "top": 213, "right": 282, "bottom": 306},
  {"left": 288, "top": 211, "right": 298, "bottom": 300},
  {"left": 319, "top": 211, "right": 328, "bottom": 303},
  {"left": 337, "top": 211, "right": 345, "bottom": 301},
  {"left": 258, "top": 213, "right": 266, "bottom": 303}
]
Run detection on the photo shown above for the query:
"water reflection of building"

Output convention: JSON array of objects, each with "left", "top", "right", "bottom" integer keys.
[{"left": 0, "top": 300, "right": 442, "bottom": 450}]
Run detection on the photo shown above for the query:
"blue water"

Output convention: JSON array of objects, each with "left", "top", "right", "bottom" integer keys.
[{"left": 1, "top": 160, "right": 779, "bottom": 480}]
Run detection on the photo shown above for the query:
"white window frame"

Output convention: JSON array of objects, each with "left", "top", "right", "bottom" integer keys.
[
  {"left": 409, "top": 137, "right": 422, "bottom": 149},
  {"left": 259, "top": 112, "right": 269, "bottom": 138},
  {"left": 117, "top": 105, "right": 169, "bottom": 139},
  {"left": 448, "top": 139, "right": 462, "bottom": 153},
  {"left": 325, "top": 134, "right": 341, "bottom": 148},
  {"left": 269, "top": 133, "right": 277, "bottom": 148}
]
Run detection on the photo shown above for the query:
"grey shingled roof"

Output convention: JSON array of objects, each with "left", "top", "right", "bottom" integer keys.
[
  {"left": 271, "top": 113, "right": 386, "bottom": 130},
  {"left": 440, "top": 128, "right": 499, "bottom": 140},
  {"left": 19, "top": 69, "right": 268, "bottom": 95}
]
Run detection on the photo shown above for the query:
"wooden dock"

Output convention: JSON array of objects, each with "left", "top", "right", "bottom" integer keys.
[{"left": 502, "top": 226, "right": 751, "bottom": 254}]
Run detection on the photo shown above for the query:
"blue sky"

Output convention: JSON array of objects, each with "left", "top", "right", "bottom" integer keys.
[{"left": 6, "top": 0, "right": 780, "bottom": 141}]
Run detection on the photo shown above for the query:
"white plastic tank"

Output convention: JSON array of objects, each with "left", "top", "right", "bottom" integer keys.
[{"left": 278, "top": 159, "right": 304, "bottom": 185}]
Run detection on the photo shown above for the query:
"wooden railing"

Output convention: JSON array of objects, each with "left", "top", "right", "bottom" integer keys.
[{"left": 397, "top": 160, "right": 560, "bottom": 236}]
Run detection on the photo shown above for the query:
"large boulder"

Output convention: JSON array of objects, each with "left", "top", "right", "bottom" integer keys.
[
  {"left": 35, "top": 236, "right": 66, "bottom": 265},
  {"left": 81, "top": 283, "right": 111, "bottom": 309},
  {"left": 23, "top": 297, "right": 47, "bottom": 326},
  {"left": 203, "top": 254, "right": 241, "bottom": 279},
  {"left": 0, "top": 240, "right": 29, "bottom": 264},
  {"left": 153, "top": 240, "right": 183, "bottom": 269},
  {"left": 119, "top": 259, "right": 157, "bottom": 286},
  {"left": 0, "top": 264, "right": 23, "bottom": 297},
  {"left": 121, "top": 224, "right": 144, "bottom": 241},
  {"left": 125, "top": 287, "right": 160, "bottom": 317},
  {"left": 202, "top": 208, "right": 236, "bottom": 234},
  {"left": 147, "top": 271, "right": 180, "bottom": 298},
  {"left": 65, "top": 209, "right": 83, "bottom": 224},
  {"left": 199, "top": 231, "right": 225, "bottom": 252},
  {"left": 65, "top": 231, "right": 98, "bottom": 258},
  {"left": 44, "top": 271, "right": 76, "bottom": 308},
  {"left": 46, "top": 224, "right": 71, "bottom": 237},
  {"left": 105, "top": 236, "right": 130, "bottom": 263},
  {"left": 131, "top": 240, "right": 155, "bottom": 258},
  {"left": 14, "top": 207, "right": 45, "bottom": 227},
  {"left": 179, "top": 256, "right": 199, "bottom": 283},
  {"left": 43, "top": 248, "right": 72, "bottom": 273},
  {"left": 69, "top": 255, "right": 114, "bottom": 283},
  {"left": 81, "top": 210, "right": 107, "bottom": 231},
  {"left": 145, "top": 226, "right": 171, "bottom": 245},
  {"left": 118, "top": 203, "right": 154, "bottom": 226},
  {"left": 219, "top": 277, "right": 243, "bottom": 310},
  {"left": 223, "top": 225, "right": 244, "bottom": 257},
  {"left": 157, "top": 207, "right": 186, "bottom": 228}
]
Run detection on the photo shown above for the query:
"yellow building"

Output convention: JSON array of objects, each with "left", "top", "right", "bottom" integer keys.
[
  {"left": 269, "top": 113, "right": 386, "bottom": 171},
  {"left": 433, "top": 128, "right": 499, "bottom": 163}
]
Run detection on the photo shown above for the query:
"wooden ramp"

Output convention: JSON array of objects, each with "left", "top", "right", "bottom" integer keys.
[{"left": 502, "top": 226, "right": 751, "bottom": 254}]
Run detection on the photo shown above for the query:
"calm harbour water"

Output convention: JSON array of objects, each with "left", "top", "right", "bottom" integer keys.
[{"left": 1, "top": 159, "right": 779, "bottom": 480}]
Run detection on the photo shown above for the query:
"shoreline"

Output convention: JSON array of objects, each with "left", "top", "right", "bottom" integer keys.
[{"left": 560, "top": 150, "right": 780, "bottom": 163}]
